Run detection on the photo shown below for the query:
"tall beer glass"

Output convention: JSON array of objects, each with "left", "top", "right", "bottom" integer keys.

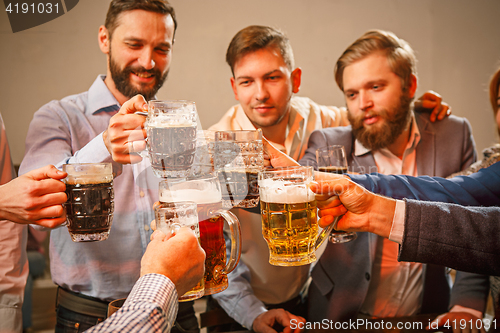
[
  {"left": 214, "top": 129, "right": 264, "bottom": 208},
  {"left": 316, "top": 145, "right": 357, "bottom": 243},
  {"left": 144, "top": 100, "right": 198, "bottom": 178},
  {"left": 259, "top": 166, "right": 332, "bottom": 266},
  {"left": 63, "top": 163, "right": 114, "bottom": 242},
  {"left": 154, "top": 201, "right": 204, "bottom": 301},
  {"left": 159, "top": 175, "right": 241, "bottom": 295}
]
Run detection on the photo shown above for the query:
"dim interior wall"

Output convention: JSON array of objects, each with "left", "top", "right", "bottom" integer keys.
[{"left": 1, "top": 0, "right": 499, "bottom": 165}]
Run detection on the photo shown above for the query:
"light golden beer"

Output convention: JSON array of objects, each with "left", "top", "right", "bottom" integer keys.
[
  {"left": 260, "top": 199, "right": 318, "bottom": 266},
  {"left": 258, "top": 166, "right": 318, "bottom": 266}
]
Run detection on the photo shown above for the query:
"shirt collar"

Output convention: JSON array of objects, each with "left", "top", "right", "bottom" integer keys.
[
  {"left": 354, "top": 112, "right": 420, "bottom": 156},
  {"left": 87, "top": 75, "right": 121, "bottom": 115}
]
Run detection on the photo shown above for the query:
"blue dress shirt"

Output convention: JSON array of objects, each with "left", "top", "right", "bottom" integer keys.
[{"left": 19, "top": 75, "right": 160, "bottom": 301}]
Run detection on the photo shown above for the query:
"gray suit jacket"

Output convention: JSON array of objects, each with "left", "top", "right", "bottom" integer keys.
[{"left": 298, "top": 113, "right": 489, "bottom": 321}]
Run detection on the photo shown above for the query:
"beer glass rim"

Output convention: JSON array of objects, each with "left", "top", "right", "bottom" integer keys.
[
  {"left": 148, "top": 99, "right": 196, "bottom": 106},
  {"left": 215, "top": 129, "right": 262, "bottom": 141},
  {"left": 159, "top": 173, "right": 218, "bottom": 186},
  {"left": 62, "top": 163, "right": 113, "bottom": 174},
  {"left": 316, "top": 145, "right": 345, "bottom": 153}
]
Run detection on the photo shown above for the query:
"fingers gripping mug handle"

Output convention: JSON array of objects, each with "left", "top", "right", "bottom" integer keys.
[{"left": 217, "top": 209, "right": 241, "bottom": 275}]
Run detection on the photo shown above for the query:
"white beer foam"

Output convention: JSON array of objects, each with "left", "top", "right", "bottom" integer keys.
[
  {"left": 159, "top": 188, "right": 222, "bottom": 204},
  {"left": 259, "top": 179, "right": 315, "bottom": 203},
  {"left": 148, "top": 111, "right": 196, "bottom": 127}
]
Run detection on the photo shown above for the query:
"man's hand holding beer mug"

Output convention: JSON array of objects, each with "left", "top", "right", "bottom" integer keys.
[
  {"left": 103, "top": 94, "right": 148, "bottom": 164},
  {"left": 0, "top": 164, "right": 68, "bottom": 227},
  {"left": 142, "top": 227, "right": 206, "bottom": 297}
]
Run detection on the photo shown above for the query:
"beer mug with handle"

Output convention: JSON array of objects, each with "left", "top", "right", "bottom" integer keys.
[
  {"left": 214, "top": 129, "right": 264, "bottom": 208},
  {"left": 142, "top": 100, "right": 198, "bottom": 178},
  {"left": 316, "top": 145, "right": 357, "bottom": 243},
  {"left": 154, "top": 201, "right": 204, "bottom": 301},
  {"left": 159, "top": 175, "right": 241, "bottom": 295},
  {"left": 258, "top": 166, "right": 333, "bottom": 266},
  {"left": 63, "top": 163, "right": 114, "bottom": 242}
]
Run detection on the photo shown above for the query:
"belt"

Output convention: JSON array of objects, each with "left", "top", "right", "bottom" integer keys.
[{"left": 56, "top": 287, "right": 109, "bottom": 318}]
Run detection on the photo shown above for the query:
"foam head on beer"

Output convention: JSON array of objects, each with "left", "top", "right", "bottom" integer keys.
[{"left": 259, "top": 178, "right": 315, "bottom": 204}]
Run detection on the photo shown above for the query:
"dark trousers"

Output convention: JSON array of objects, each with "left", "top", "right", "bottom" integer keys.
[
  {"left": 205, "top": 295, "right": 307, "bottom": 332},
  {"left": 55, "top": 288, "right": 199, "bottom": 333}
]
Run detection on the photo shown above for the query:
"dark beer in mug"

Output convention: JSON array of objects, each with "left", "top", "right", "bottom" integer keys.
[{"left": 63, "top": 163, "right": 114, "bottom": 242}]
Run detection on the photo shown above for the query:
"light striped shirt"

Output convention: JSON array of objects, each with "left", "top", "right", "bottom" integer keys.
[{"left": 86, "top": 274, "right": 178, "bottom": 333}]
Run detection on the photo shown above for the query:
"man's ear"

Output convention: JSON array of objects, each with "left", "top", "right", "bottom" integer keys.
[
  {"left": 98, "top": 25, "right": 110, "bottom": 54},
  {"left": 291, "top": 67, "right": 302, "bottom": 94},
  {"left": 230, "top": 77, "right": 239, "bottom": 101},
  {"left": 408, "top": 74, "right": 417, "bottom": 98}
]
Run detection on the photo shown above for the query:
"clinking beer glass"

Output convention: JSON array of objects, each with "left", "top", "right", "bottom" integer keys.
[
  {"left": 63, "top": 163, "right": 114, "bottom": 242},
  {"left": 258, "top": 166, "right": 331, "bottom": 266},
  {"left": 142, "top": 100, "right": 198, "bottom": 178},
  {"left": 159, "top": 175, "right": 241, "bottom": 295},
  {"left": 154, "top": 201, "right": 204, "bottom": 301}
]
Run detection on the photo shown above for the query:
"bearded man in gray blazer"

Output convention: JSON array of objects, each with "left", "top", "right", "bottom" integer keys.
[{"left": 299, "top": 30, "right": 489, "bottom": 327}]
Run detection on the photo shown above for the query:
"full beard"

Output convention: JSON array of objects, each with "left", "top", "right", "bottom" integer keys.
[
  {"left": 348, "top": 93, "right": 413, "bottom": 151},
  {"left": 108, "top": 51, "right": 168, "bottom": 101}
]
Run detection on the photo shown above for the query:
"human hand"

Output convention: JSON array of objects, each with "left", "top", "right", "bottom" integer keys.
[
  {"left": 103, "top": 94, "right": 148, "bottom": 164},
  {"left": 0, "top": 165, "right": 67, "bottom": 227},
  {"left": 310, "top": 174, "right": 395, "bottom": 238},
  {"left": 263, "top": 138, "right": 299, "bottom": 168},
  {"left": 429, "top": 311, "right": 485, "bottom": 333},
  {"left": 253, "top": 309, "right": 305, "bottom": 333},
  {"left": 141, "top": 227, "right": 205, "bottom": 296},
  {"left": 414, "top": 90, "right": 451, "bottom": 122}
]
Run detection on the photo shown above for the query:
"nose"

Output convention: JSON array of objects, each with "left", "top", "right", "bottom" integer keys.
[
  {"left": 255, "top": 81, "right": 270, "bottom": 102},
  {"left": 138, "top": 48, "right": 155, "bottom": 70},
  {"left": 359, "top": 90, "right": 373, "bottom": 112}
]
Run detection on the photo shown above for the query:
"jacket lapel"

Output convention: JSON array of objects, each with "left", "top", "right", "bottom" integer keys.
[{"left": 415, "top": 113, "right": 436, "bottom": 176}]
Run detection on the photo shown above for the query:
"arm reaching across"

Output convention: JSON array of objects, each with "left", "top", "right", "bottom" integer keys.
[
  {"left": 414, "top": 90, "right": 451, "bottom": 122},
  {"left": 85, "top": 228, "right": 206, "bottom": 333},
  {"left": 0, "top": 165, "right": 67, "bottom": 227}
]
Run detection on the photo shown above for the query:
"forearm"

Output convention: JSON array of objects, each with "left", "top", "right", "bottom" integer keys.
[{"left": 85, "top": 274, "right": 178, "bottom": 333}]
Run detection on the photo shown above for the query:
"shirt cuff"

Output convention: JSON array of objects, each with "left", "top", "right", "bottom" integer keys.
[
  {"left": 125, "top": 273, "right": 179, "bottom": 327},
  {"left": 388, "top": 200, "right": 405, "bottom": 244}
]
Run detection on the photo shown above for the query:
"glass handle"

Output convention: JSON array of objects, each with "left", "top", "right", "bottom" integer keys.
[
  {"left": 315, "top": 216, "right": 341, "bottom": 250},
  {"left": 218, "top": 209, "right": 241, "bottom": 274}
]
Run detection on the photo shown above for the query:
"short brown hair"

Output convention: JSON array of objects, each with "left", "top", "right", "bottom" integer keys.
[
  {"left": 489, "top": 67, "right": 500, "bottom": 117},
  {"left": 105, "top": 0, "right": 177, "bottom": 39},
  {"left": 334, "top": 30, "right": 417, "bottom": 92},
  {"left": 226, "top": 25, "right": 294, "bottom": 76}
]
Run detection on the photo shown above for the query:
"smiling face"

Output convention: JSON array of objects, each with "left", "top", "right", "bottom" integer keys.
[
  {"left": 342, "top": 51, "right": 416, "bottom": 151},
  {"left": 99, "top": 9, "right": 175, "bottom": 104},
  {"left": 230, "top": 46, "right": 301, "bottom": 129}
]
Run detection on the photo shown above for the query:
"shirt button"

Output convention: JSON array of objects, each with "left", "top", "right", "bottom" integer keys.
[
  {"left": 144, "top": 225, "right": 150, "bottom": 231},
  {"left": 139, "top": 191, "right": 145, "bottom": 197},
  {"left": 365, "top": 272, "right": 370, "bottom": 281}
]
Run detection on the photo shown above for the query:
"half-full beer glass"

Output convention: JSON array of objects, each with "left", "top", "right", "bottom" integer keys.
[
  {"left": 214, "top": 129, "right": 264, "bottom": 208},
  {"left": 316, "top": 145, "right": 357, "bottom": 243},
  {"left": 259, "top": 166, "right": 331, "bottom": 266},
  {"left": 144, "top": 100, "right": 198, "bottom": 178},
  {"left": 154, "top": 201, "right": 204, "bottom": 301},
  {"left": 159, "top": 175, "right": 241, "bottom": 295},
  {"left": 63, "top": 163, "right": 114, "bottom": 242}
]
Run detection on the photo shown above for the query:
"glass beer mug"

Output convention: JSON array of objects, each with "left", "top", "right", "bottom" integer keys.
[
  {"left": 214, "top": 129, "right": 264, "bottom": 209},
  {"left": 159, "top": 175, "right": 241, "bottom": 294},
  {"left": 258, "top": 166, "right": 331, "bottom": 266},
  {"left": 142, "top": 100, "right": 198, "bottom": 178},
  {"left": 63, "top": 163, "right": 114, "bottom": 242},
  {"left": 154, "top": 201, "right": 204, "bottom": 301}
]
